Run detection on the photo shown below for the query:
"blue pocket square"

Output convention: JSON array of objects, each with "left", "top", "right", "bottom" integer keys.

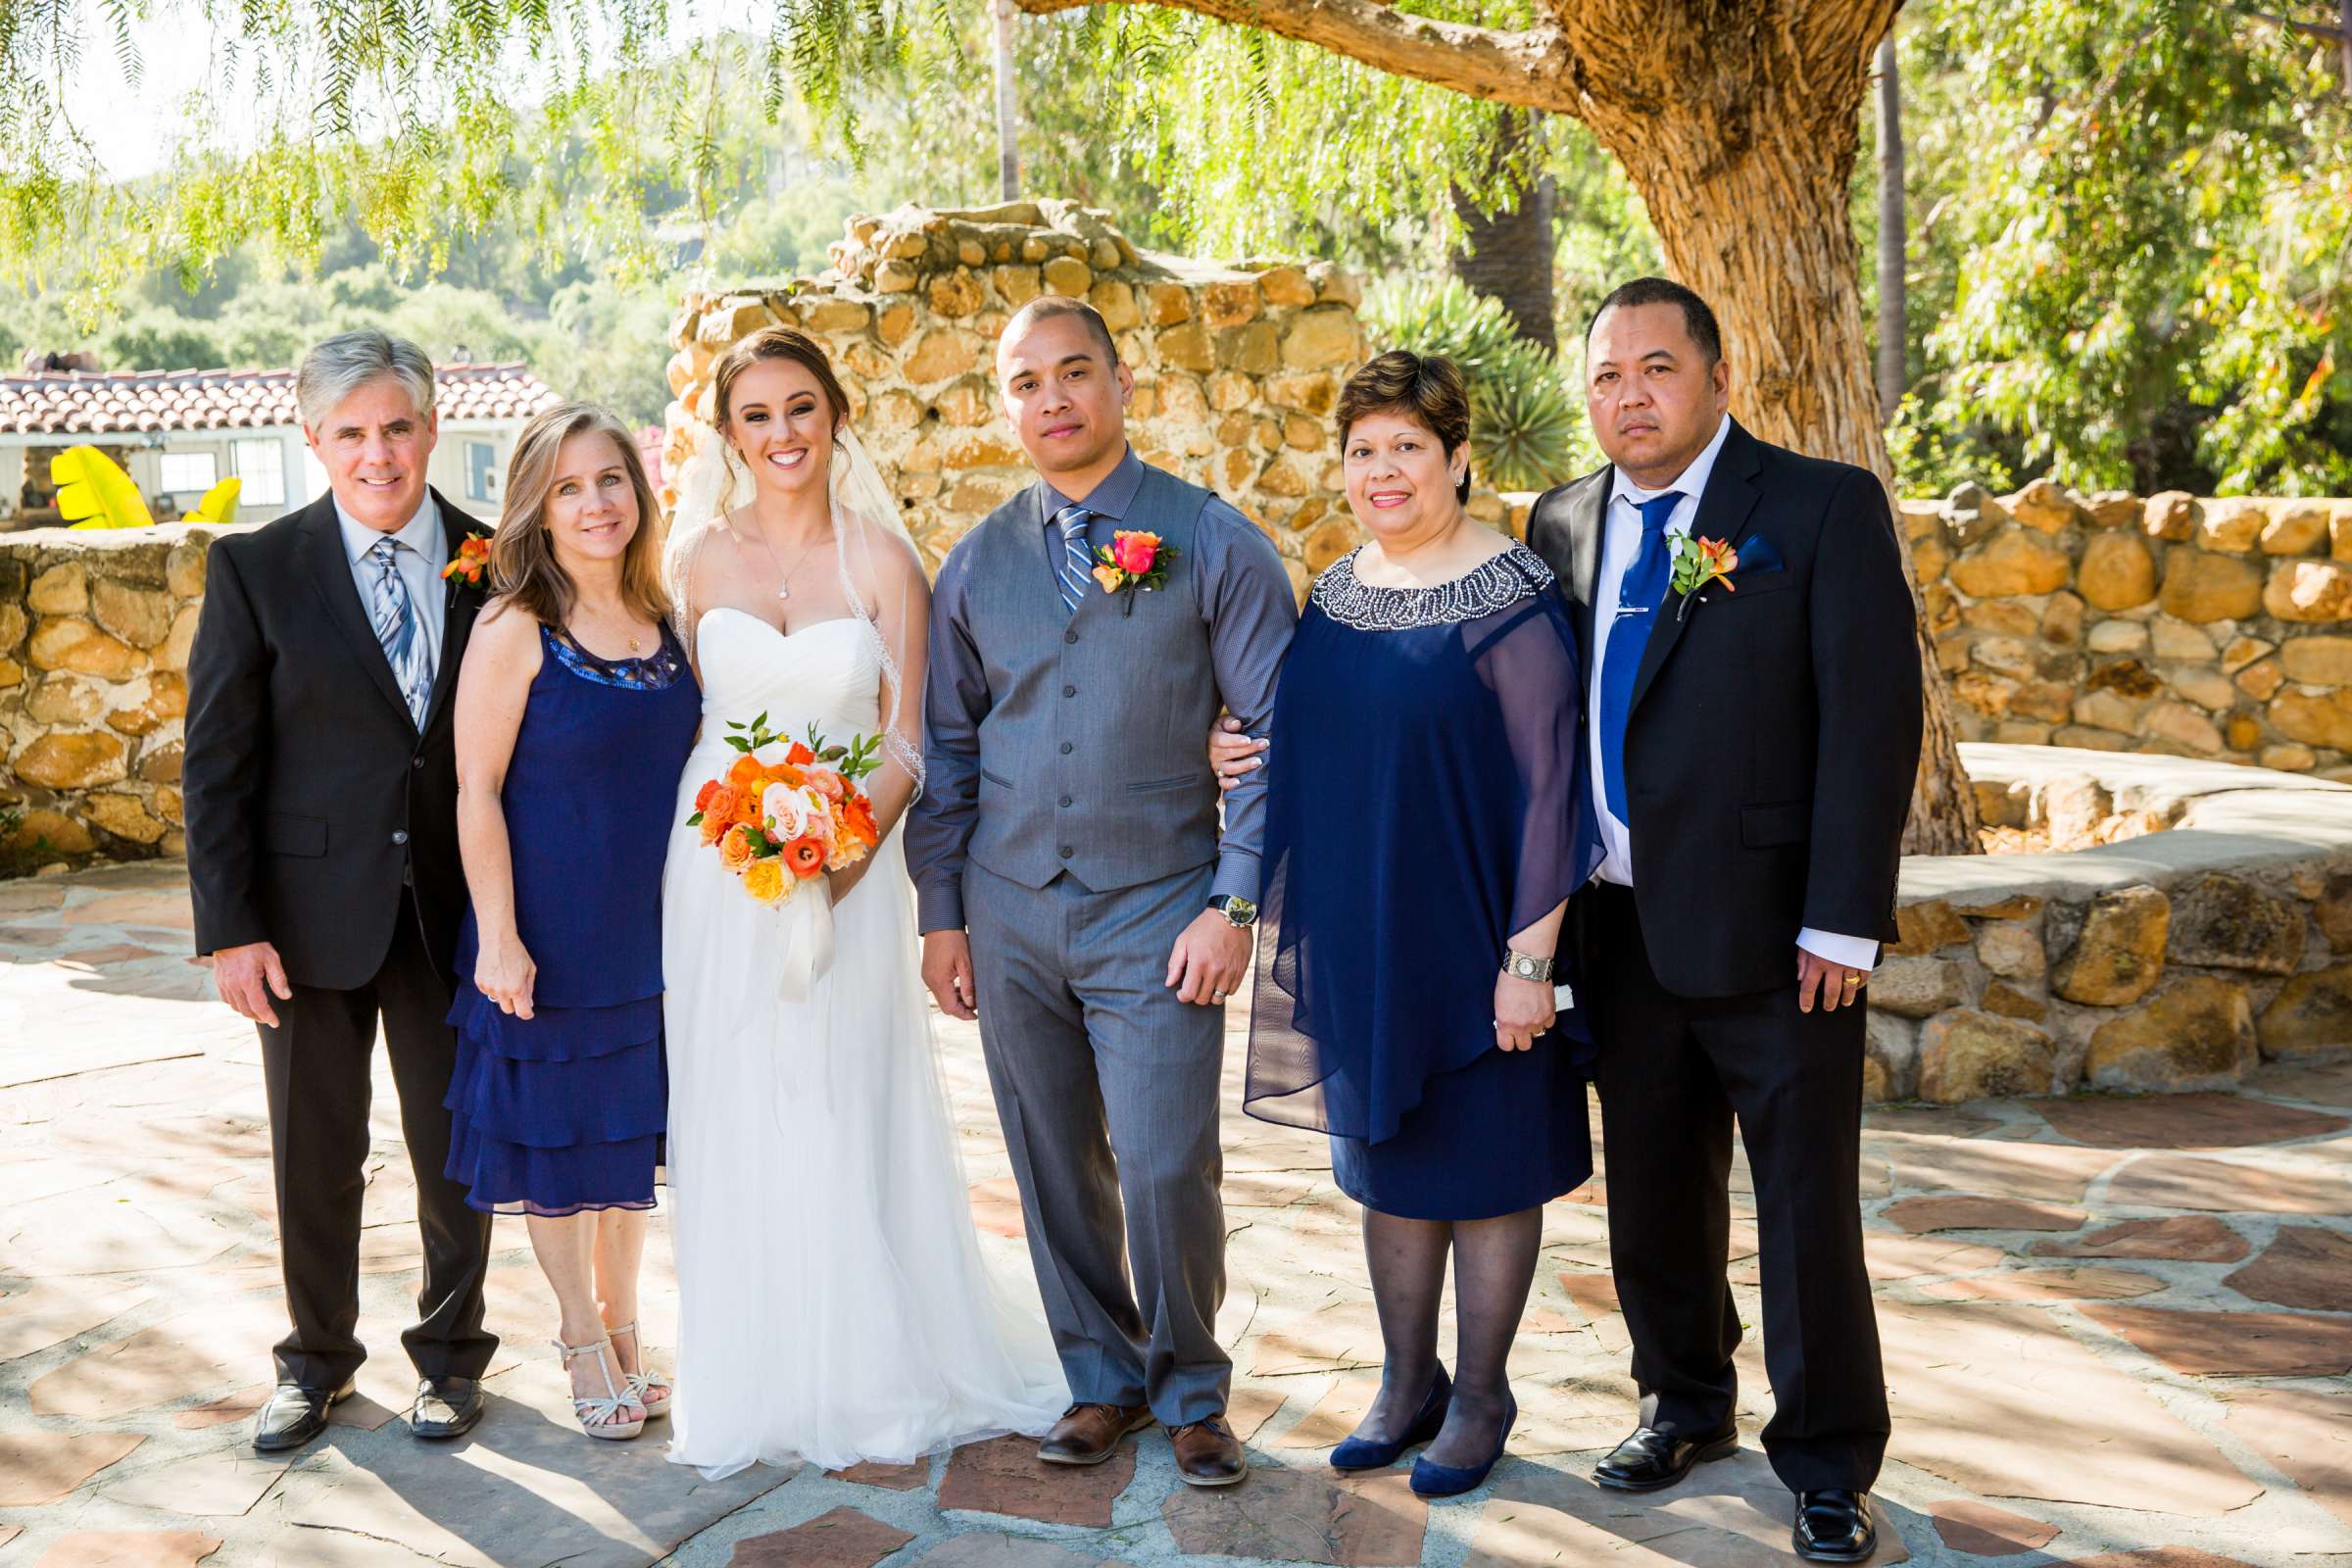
[{"left": 1733, "top": 533, "right": 1785, "bottom": 574}]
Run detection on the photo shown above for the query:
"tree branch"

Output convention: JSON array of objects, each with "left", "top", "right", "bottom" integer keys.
[
  {"left": 1008, "top": 0, "right": 1572, "bottom": 110},
  {"left": 2241, "top": 7, "right": 2346, "bottom": 42}
]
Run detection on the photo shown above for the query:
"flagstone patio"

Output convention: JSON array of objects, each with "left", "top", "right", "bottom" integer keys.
[{"left": 3, "top": 860, "right": 2348, "bottom": 1567}]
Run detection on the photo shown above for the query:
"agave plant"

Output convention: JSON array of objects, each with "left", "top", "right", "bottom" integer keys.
[{"left": 1363, "top": 276, "right": 1580, "bottom": 492}]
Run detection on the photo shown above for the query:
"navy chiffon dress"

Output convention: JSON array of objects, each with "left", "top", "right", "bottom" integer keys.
[
  {"left": 444, "top": 620, "right": 701, "bottom": 1216},
  {"left": 1246, "top": 542, "right": 1602, "bottom": 1221}
]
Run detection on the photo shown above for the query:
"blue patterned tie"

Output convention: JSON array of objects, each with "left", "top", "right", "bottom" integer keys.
[
  {"left": 1598, "top": 492, "right": 1684, "bottom": 822},
  {"left": 1053, "top": 503, "right": 1096, "bottom": 614},
  {"left": 367, "top": 536, "right": 432, "bottom": 727}
]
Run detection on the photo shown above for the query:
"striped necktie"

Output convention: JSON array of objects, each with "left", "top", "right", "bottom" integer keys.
[
  {"left": 1053, "top": 503, "right": 1096, "bottom": 615},
  {"left": 367, "top": 536, "right": 433, "bottom": 726}
]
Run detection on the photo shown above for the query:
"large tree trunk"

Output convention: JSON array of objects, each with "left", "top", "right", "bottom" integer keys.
[
  {"left": 1875, "top": 32, "right": 1907, "bottom": 423},
  {"left": 1013, "top": 0, "right": 1981, "bottom": 855},
  {"left": 1572, "top": 18, "right": 1978, "bottom": 855},
  {"left": 990, "top": 0, "right": 1022, "bottom": 200},
  {"left": 1451, "top": 111, "right": 1557, "bottom": 353}
]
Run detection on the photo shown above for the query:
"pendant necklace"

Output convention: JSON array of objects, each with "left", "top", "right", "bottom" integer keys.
[{"left": 748, "top": 518, "right": 830, "bottom": 602}]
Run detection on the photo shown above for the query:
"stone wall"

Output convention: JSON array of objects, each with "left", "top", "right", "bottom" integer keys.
[
  {"left": 662, "top": 200, "right": 1477, "bottom": 595},
  {"left": 1911, "top": 480, "right": 2352, "bottom": 775},
  {"left": 1871, "top": 745, "right": 2352, "bottom": 1102},
  {"left": 0, "top": 526, "right": 210, "bottom": 868}
]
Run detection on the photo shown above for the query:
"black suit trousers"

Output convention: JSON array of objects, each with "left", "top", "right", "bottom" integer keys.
[
  {"left": 1586, "top": 882, "right": 1888, "bottom": 1493},
  {"left": 258, "top": 889, "right": 495, "bottom": 1390}
]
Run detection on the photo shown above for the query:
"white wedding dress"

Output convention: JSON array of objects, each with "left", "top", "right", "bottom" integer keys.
[{"left": 661, "top": 606, "right": 1066, "bottom": 1477}]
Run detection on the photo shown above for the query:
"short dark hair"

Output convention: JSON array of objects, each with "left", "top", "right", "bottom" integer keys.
[
  {"left": 1003, "top": 296, "right": 1120, "bottom": 368},
  {"left": 1336, "top": 350, "right": 1474, "bottom": 503},
  {"left": 1585, "top": 277, "right": 1724, "bottom": 367}
]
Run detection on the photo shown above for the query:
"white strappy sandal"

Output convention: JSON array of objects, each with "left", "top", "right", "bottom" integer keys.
[
  {"left": 606, "top": 1320, "right": 672, "bottom": 1419},
  {"left": 553, "top": 1336, "right": 645, "bottom": 1441}
]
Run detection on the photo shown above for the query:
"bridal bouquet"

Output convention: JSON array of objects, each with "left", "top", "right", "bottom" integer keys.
[{"left": 686, "top": 713, "right": 885, "bottom": 906}]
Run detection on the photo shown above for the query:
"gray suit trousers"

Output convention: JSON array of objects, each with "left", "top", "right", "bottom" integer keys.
[{"left": 964, "top": 858, "right": 1231, "bottom": 1426}]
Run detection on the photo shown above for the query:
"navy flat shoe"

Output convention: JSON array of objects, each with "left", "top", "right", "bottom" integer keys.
[
  {"left": 1330, "top": 1366, "right": 1451, "bottom": 1472},
  {"left": 1409, "top": 1392, "right": 1515, "bottom": 1497}
]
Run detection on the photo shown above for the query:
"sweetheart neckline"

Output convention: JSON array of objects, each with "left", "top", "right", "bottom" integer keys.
[{"left": 699, "top": 606, "right": 869, "bottom": 645}]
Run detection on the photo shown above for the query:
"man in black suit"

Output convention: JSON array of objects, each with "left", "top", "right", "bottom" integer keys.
[
  {"left": 1524, "top": 279, "right": 1920, "bottom": 1563},
  {"left": 184, "top": 329, "right": 496, "bottom": 1454}
]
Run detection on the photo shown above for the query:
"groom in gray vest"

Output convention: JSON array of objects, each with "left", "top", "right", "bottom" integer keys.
[{"left": 907, "top": 296, "right": 1295, "bottom": 1487}]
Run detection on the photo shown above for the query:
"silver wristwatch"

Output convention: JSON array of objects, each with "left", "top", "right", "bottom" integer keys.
[{"left": 1501, "top": 949, "right": 1555, "bottom": 984}]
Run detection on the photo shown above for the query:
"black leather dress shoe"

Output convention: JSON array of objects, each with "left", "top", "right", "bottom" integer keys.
[
  {"left": 408, "top": 1376, "right": 485, "bottom": 1441},
  {"left": 253, "top": 1378, "right": 356, "bottom": 1453},
  {"left": 1592, "top": 1424, "right": 1740, "bottom": 1493},
  {"left": 1793, "top": 1490, "right": 1877, "bottom": 1562}
]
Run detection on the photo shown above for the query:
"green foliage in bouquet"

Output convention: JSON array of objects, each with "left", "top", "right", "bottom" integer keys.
[{"left": 1365, "top": 277, "right": 1579, "bottom": 492}]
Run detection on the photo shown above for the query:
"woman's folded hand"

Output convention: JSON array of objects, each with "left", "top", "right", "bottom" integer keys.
[{"left": 1494, "top": 970, "right": 1556, "bottom": 1052}]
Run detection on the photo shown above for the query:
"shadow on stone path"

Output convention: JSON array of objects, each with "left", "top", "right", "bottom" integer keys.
[{"left": 2, "top": 861, "right": 2348, "bottom": 1566}]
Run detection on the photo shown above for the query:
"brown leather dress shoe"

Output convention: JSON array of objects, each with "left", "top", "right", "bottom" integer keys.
[
  {"left": 1038, "top": 1402, "right": 1152, "bottom": 1465},
  {"left": 1168, "top": 1416, "right": 1249, "bottom": 1487}
]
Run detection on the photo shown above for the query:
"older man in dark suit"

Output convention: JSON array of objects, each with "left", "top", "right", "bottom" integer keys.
[
  {"left": 1523, "top": 278, "right": 1920, "bottom": 1563},
  {"left": 184, "top": 329, "right": 497, "bottom": 1454}
]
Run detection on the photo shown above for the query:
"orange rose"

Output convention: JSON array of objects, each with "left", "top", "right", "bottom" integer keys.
[
  {"left": 702, "top": 784, "right": 741, "bottom": 824},
  {"left": 842, "top": 796, "right": 881, "bottom": 846},
  {"left": 717, "top": 823, "right": 756, "bottom": 872},
  {"left": 742, "top": 858, "right": 787, "bottom": 904},
  {"left": 694, "top": 778, "right": 722, "bottom": 813},
  {"left": 783, "top": 835, "right": 826, "bottom": 878},
  {"left": 1112, "top": 530, "right": 1160, "bottom": 576},
  {"left": 786, "top": 742, "right": 816, "bottom": 766},
  {"left": 699, "top": 808, "right": 726, "bottom": 846},
  {"left": 808, "top": 768, "right": 846, "bottom": 803},
  {"left": 727, "top": 755, "right": 764, "bottom": 789},
  {"left": 731, "top": 788, "right": 765, "bottom": 826}
]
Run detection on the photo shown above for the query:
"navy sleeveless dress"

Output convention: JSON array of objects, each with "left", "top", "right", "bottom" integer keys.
[
  {"left": 444, "top": 620, "right": 701, "bottom": 1216},
  {"left": 1246, "top": 543, "right": 1604, "bottom": 1221}
]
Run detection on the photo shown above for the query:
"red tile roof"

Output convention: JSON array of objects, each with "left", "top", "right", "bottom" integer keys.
[{"left": 0, "top": 363, "right": 562, "bottom": 436}]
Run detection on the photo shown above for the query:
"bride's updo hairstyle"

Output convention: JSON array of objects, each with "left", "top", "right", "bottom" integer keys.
[
  {"left": 712, "top": 325, "right": 855, "bottom": 468},
  {"left": 1335, "top": 350, "right": 1475, "bottom": 504}
]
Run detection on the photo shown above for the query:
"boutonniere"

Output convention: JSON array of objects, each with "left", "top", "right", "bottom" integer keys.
[
  {"left": 1669, "top": 534, "right": 1739, "bottom": 621},
  {"left": 1091, "top": 529, "right": 1179, "bottom": 617},
  {"left": 440, "top": 530, "right": 494, "bottom": 590}
]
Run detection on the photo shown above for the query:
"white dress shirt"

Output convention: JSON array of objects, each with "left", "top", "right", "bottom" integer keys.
[
  {"left": 1584, "top": 416, "right": 1877, "bottom": 970},
  {"left": 335, "top": 491, "right": 449, "bottom": 676}
]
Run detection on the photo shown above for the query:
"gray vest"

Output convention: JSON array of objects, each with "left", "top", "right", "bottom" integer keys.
[{"left": 961, "top": 465, "right": 1224, "bottom": 894}]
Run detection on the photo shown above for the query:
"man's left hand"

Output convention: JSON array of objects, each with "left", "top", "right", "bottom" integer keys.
[
  {"left": 1168, "top": 909, "right": 1250, "bottom": 1006},
  {"left": 1796, "top": 947, "right": 1869, "bottom": 1013}
]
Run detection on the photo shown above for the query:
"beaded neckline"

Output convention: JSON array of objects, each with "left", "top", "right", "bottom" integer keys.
[
  {"left": 1311, "top": 542, "right": 1556, "bottom": 632},
  {"left": 542, "top": 620, "right": 688, "bottom": 691}
]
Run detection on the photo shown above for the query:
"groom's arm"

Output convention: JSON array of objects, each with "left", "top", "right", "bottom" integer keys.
[
  {"left": 1198, "top": 500, "right": 1298, "bottom": 903},
  {"left": 905, "top": 545, "right": 989, "bottom": 934}
]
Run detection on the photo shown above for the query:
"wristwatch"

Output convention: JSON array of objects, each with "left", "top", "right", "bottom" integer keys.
[
  {"left": 1501, "top": 948, "right": 1556, "bottom": 984},
  {"left": 1209, "top": 895, "right": 1259, "bottom": 929}
]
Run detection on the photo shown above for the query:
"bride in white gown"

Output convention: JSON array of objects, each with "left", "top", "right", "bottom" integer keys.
[{"left": 660, "top": 326, "right": 1065, "bottom": 1477}]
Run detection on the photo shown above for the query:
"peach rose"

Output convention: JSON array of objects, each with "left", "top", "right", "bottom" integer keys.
[
  {"left": 808, "top": 768, "right": 846, "bottom": 803},
  {"left": 717, "top": 823, "right": 756, "bottom": 872}
]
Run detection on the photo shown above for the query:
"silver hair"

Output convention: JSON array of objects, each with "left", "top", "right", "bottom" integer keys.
[{"left": 295, "top": 329, "right": 437, "bottom": 430}]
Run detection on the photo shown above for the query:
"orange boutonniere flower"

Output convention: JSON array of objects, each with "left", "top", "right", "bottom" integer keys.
[
  {"left": 1089, "top": 529, "right": 1179, "bottom": 616},
  {"left": 440, "top": 531, "right": 493, "bottom": 588},
  {"left": 1669, "top": 535, "right": 1740, "bottom": 622}
]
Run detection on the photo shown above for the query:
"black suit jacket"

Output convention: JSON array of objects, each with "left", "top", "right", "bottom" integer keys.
[
  {"left": 182, "top": 489, "right": 486, "bottom": 990},
  {"left": 1525, "top": 420, "right": 1921, "bottom": 998}
]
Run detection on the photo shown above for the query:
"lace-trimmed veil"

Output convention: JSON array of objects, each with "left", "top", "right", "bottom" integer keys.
[{"left": 665, "top": 425, "right": 927, "bottom": 796}]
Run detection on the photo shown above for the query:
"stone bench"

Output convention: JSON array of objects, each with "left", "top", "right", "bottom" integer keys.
[{"left": 1874, "top": 742, "right": 2352, "bottom": 1101}]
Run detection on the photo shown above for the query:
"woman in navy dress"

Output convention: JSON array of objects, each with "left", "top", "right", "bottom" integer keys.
[
  {"left": 448, "top": 402, "right": 700, "bottom": 1441},
  {"left": 1244, "top": 352, "right": 1600, "bottom": 1496}
]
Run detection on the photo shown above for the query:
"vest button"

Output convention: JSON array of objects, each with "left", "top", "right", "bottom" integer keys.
[
  {"left": 391, "top": 829, "right": 410, "bottom": 846},
  {"left": 1063, "top": 628, "right": 1079, "bottom": 644},
  {"left": 1059, "top": 795, "right": 1073, "bottom": 808},
  {"left": 1059, "top": 846, "right": 1074, "bottom": 858},
  {"left": 1059, "top": 741, "right": 1073, "bottom": 755},
  {"left": 1062, "top": 684, "right": 1076, "bottom": 698}
]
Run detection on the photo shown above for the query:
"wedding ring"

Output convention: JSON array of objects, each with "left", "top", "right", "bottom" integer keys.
[
  {"left": 1841, "top": 974, "right": 1862, "bottom": 988},
  {"left": 1212, "top": 990, "right": 1227, "bottom": 1002}
]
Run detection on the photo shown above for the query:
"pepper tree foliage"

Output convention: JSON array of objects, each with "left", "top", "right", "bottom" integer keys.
[{"left": 1889, "top": 0, "right": 2352, "bottom": 495}]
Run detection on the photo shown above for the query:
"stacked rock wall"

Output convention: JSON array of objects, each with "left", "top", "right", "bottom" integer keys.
[
  {"left": 1910, "top": 480, "right": 2352, "bottom": 774},
  {"left": 0, "top": 527, "right": 209, "bottom": 867},
  {"left": 662, "top": 200, "right": 1424, "bottom": 594}
]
